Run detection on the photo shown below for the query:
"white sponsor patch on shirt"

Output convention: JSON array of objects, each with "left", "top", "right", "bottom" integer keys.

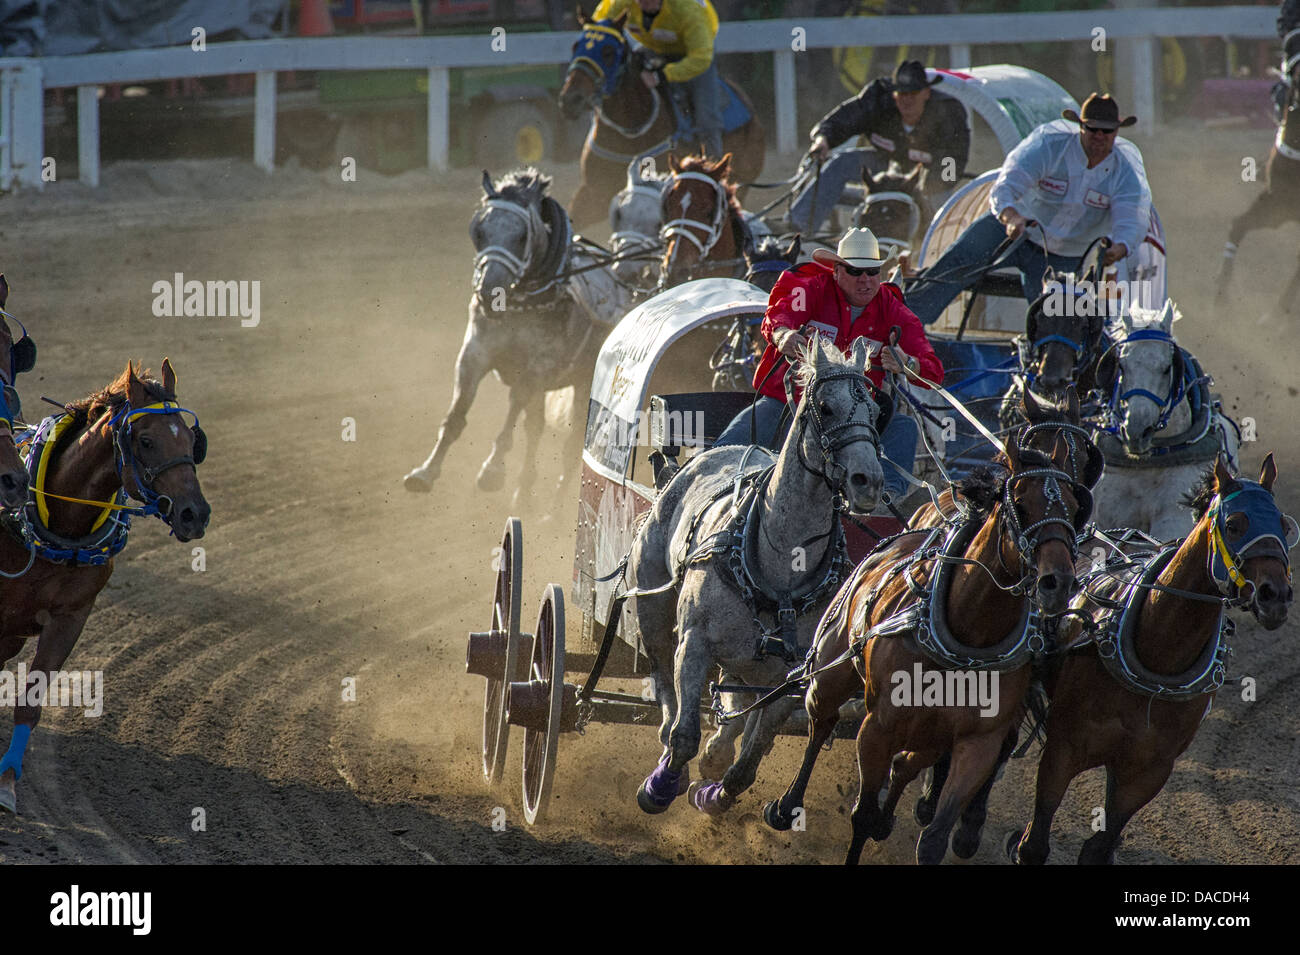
[
  {"left": 870, "top": 133, "right": 896, "bottom": 152},
  {"left": 1084, "top": 189, "right": 1111, "bottom": 209},
  {"left": 651, "top": 28, "right": 678, "bottom": 42},
  {"left": 907, "top": 148, "right": 932, "bottom": 164},
  {"left": 1037, "top": 176, "right": 1067, "bottom": 197},
  {"left": 805, "top": 320, "right": 839, "bottom": 339}
]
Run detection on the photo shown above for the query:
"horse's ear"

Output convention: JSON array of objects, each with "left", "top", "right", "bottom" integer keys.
[
  {"left": 1065, "top": 384, "right": 1080, "bottom": 423},
  {"left": 482, "top": 170, "right": 497, "bottom": 198},
  {"left": 850, "top": 335, "right": 871, "bottom": 371},
  {"left": 575, "top": 5, "right": 587, "bottom": 26},
  {"left": 666, "top": 152, "right": 679, "bottom": 173},
  {"left": 1260, "top": 451, "right": 1278, "bottom": 492},
  {"left": 613, "top": 11, "right": 627, "bottom": 31},
  {"left": 0, "top": 273, "right": 7, "bottom": 309},
  {"left": 1160, "top": 300, "right": 1177, "bottom": 334},
  {"left": 785, "top": 235, "right": 801, "bottom": 262},
  {"left": 714, "top": 152, "right": 733, "bottom": 176},
  {"left": 124, "top": 360, "right": 147, "bottom": 406},
  {"left": 162, "top": 357, "right": 177, "bottom": 395},
  {"left": 1213, "top": 451, "right": 1235, "bottom": 492},
  {"left": 1020, "top": 386, "right": 1048, "bottom": 424},
  {"left": 904, "top": 162, "right": 925, "bottom": 187},
  {"left": 1005, "top": 432, "right": 1021, "bottom": 469}
]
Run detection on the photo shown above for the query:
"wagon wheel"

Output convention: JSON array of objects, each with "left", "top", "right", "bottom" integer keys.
[
  {"left": 520, "top": 584, "right": 565, "bottom": 824},
  {"left": 469, "top": 516, "right": 525, "bottom": 785}
]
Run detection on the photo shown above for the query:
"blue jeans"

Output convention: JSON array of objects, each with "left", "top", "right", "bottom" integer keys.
[
  {"left": 788, "top": 148, "right": 888, "bottom": 234},
  {"left": 681, "top": 62, "right": 724, "bottom": 157},
  {"left": 903, "top": 213, "right": 1084, "bottom": 326},
  {"left": 714, "top": 395, "right": 918, "bottom": 500}
]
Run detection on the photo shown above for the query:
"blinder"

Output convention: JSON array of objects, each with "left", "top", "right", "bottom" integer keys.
[{"left": 191, "top": 424, "right": 208, "bottom": 465}]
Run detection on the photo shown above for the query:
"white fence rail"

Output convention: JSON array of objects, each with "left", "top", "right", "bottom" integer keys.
[{"left": 0, "top": 6, "right": 1279, "bottom": 190}]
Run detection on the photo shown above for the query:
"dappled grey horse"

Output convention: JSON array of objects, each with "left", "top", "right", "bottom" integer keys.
[
  {"left": 403, "top": 168, "right": 626, "bottom": 503},
  {"left": 1090, "top": 300, "right": 1239, "bottom": 539},
  {"left": 623, "top": 337, "right": 888, "bottom": 816}
]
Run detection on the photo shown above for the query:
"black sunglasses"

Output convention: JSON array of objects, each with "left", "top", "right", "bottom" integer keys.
[
  {"left": 842, "top": 264, "right": 881, "bottom": 277},
  {"left": 1083, "top": 124, "right": 1117, "bottom": 135}
]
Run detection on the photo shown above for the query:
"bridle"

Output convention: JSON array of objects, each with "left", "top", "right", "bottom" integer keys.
[
  {"left": 784, "top": 367, "right": 885, "bottom": 500},
  {"left": 996, "top": 421, "right": 1099, "bottom": 581},
  {"left": 568, "top": 24, "right": 663, "bottom": 139},
  {"left": 1094, "top": 327, "right": 1189, "bottom": 435},
  {"left": 471, "top": 198, "right": 543, "bottom": 293},
  {"left": 659, "top": 170, "right": 733, "bottom": 276},
  {"left": 107, "top": 400, "right": 207, "bottom": 527},
  {"left": 1205, "top": 483, "right": 1298, "bottom": 607},
  {"left": 608, "top": 179, "right": 663, "bottom": 264},
  {"left": 858, "top": 191, "right": 920, "bottom": 258}
]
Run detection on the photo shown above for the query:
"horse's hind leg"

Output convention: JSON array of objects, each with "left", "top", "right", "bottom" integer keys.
[
  {"left": 404, "top": 326, "right": 490, "bottom": 492},
  {"left": 765, "top": 700, "right": 841, "bottom": 831},
  {"left": 950, "top": 727, "right": 1017, "bottom": 859},
  {"left": 1077, "top": 762, "right": 1170, "bottom": 865},
  {"left": 691, "top": 695, "right": 797, "bottom": 815},
  {"left": 477, "top": 386, "right": 531, "bottom": 493},
  {"left": 510, "top": 396, "right": 546, "bottom": 510},
  {"left": 915, "top": 752, "right": 949, "bottom": 826},
  {"left": 915, "top": 730, "right": 1004, "bottom": 865}
]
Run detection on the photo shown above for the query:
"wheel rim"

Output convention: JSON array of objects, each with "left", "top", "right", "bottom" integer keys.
[
  {"left": 481, "top": 517, "right": 523, "bottom": 783},
  {"left": 516, "top": 125, "right": 545, "bottom": 163},
  {"left": 522, "top": 584, "right": 564, "bottom": 824}
]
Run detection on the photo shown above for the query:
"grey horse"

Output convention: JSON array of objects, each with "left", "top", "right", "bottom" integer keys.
[
  {"left": 623, "top": 336, "right": 887, "bottom": 816},
  {"left": 403, "top": 168, "right": 606, "bottom": 503}
]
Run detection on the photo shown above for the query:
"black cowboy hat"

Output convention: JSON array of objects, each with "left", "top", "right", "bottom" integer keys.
[
  {"left": 891, "top": 60, "right": 941, "bottom": 93},
  {"left": 1062, "top": 92, "right": 1137, "bottom": 130}
]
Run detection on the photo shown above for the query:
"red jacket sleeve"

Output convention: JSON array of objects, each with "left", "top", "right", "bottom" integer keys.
[
  {"left": 760, "top": 265, "right": 823, "bottom": 345},
  {"left": 886, "top": 290, "right": 944, "bottom": 387}
]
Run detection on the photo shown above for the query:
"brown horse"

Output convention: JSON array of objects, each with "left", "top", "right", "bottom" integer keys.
[
  {"left": 0, "top": 275, "right": 36, "bottom": 508},
  {"left": 559, "top": 10, "right": 765, "bottom": 227},
  {"left": 658, "top": 153, "right": 751, "bottom": 288},
  {"left": 0, "top": 359, "right": 210, "bottom": 812},
  {"left": 1008, "top": 452, "right": 1293, "bottom": 865},
  {"left": 764, "top": 390, "right": 1102, "bottom": 864}
]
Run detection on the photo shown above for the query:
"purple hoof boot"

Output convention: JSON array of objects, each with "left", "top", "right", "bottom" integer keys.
[
  {"left": 636, "top": 759, "right": 683, "bottom": 815},
  {"left": 688, "top": 781, "right": 734, "bottom": 816}
]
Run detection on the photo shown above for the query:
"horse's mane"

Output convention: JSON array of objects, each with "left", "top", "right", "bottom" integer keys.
[
  {"left": 747, "top": 234, "right": 791, "bottom": 264},
  {"left": 491, "top": 167, "right": 552, "bottom": 206},
  {"left": 791, "top": 335, "right": 860, "bottom": 391},
  {"left": 1181, "top": 465, "right": 1236, "bottom": 518},
  {"left": 955, "top": 463, "right": 1007, "bottom": 516},
  {"left": 65, "top": 363, "right": 173, "bottom": 429},
  {"left": 674, "top": 155, "right": 743, "bottom": 218}
]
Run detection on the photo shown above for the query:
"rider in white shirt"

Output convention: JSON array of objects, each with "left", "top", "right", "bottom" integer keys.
[{"left": 905, "top": 93, "right": 1152, "bottom": 323}]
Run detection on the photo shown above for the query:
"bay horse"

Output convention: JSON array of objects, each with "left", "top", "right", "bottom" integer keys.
[
  {"left": 764, "top": 389, "right": 1103, "bottom": 864},
  {"left": 0, "top": 274, "right": 37, "bottom": 508},
  {"left": 626, "top": 337, "right": 886, "bottom": 817},
  {"left": 559, "top": 11, "right": 765, "bottom": 228},
  {"left": 0, "top": 358, "right": 210, "bottom": 812},
  {"left": 1008, "top": 452, "right": 1293, "bottom": 864},
  {"left": 1216, "top": 30, "right": 1300, "bottom": 317},
  {"left": 402, "top": 168, "right": 606, "bottom": 504},
  {"left": 658, "top": 153, "right": 757, "bottom": 288},
  {"left": 853, "top": 163, "right": 930, "bottom": 263}
]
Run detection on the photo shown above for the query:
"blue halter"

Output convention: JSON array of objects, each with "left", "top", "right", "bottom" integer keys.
[{"left": 1097, "top": 327, "right": 1191, "bottom": 435}]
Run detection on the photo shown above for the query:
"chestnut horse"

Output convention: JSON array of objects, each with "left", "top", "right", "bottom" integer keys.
[
  {"left": 1008, "top": 453, "right": 1293, "bottom": 864},
  {"left": 764, "top": 390, "right": 1103, "bottom": 864},
  {"left": 559, "top": 11, "right": 765, "bottom": 227},
  {"left": 658, "top": 153, "right": 753, "bottom": 288},
  {"left": 0, "top": 359, "right": 210, "bottom": 812}
]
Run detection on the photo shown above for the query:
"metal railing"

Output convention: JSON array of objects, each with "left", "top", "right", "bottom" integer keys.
[{"left": 0, "top": 6, "right": 1278, "bottom": 190}]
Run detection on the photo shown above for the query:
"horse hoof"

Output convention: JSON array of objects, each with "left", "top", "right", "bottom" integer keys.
[
  {"left": 636, "top": 779, "right": 675, "bottom": 815},
  {"left": 402, "top": 468, "right": 434, "bottom": 493},
  {"left": 869, "top": 814, "right": 894, "bottom": 842},
  {"left": 951, "top": 826, "right": 981, "bottom": 860},
  {"left": 763, "top": 799, "right": 795, "bottom": 831},
  {"left": 687, "top": 781, "right": 732, "bottom": 817},
  {"left": 913, "top": 796, "right": 935, "bottom": 827},
  {"left": 476, "top": 465, "right": 505, "bottom": 493},
  {"left": 1003, "top": 828, "right": 1024, "bottom": 863}
]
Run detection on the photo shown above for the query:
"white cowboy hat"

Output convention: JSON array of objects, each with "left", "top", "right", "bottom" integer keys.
[{"left": 812, "top": 227, "right": 887, "bottom": 269}]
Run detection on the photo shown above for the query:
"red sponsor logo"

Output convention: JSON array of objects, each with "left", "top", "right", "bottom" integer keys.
[
  {"left": 1085, "top": 189, "right": 1111, "bottom": 209},
  {"left": 1037, "top": 176, "right": 1067, "bottom": 196},
  {"left": 870, "top": 133, "right": 896, "bottom": 152}
]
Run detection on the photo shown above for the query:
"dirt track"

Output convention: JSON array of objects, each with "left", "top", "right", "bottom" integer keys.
[{"left": 0, "top": 123, "right": 1296, "bottom": 865}]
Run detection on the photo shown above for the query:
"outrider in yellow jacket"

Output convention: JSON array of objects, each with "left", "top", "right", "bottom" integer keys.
[{"left": 590, "top": 0, "right": 718, "bottom": 83}]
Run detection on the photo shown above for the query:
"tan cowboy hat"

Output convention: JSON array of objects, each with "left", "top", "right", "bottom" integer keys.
[
  {"left": 1062, "top": 92, "right": 1137, "bottom": 130},
  {"left": 812, "top": 227, "right": 886, "bottom": 269}
]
